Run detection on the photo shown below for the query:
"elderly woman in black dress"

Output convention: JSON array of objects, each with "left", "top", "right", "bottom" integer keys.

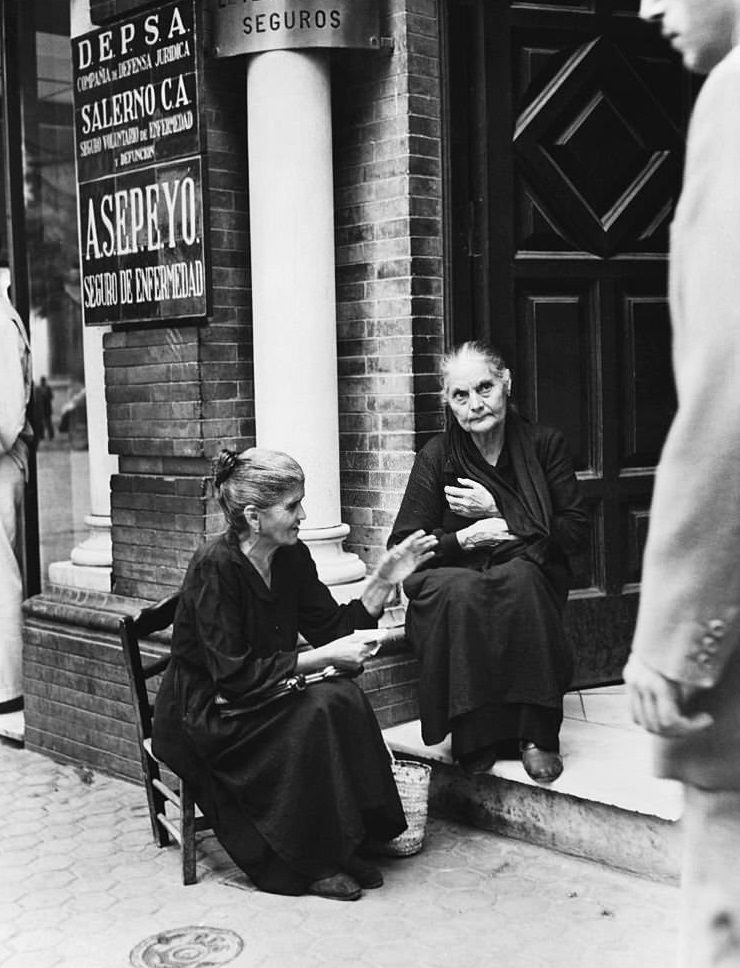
[
  {"left": 153, "top": 447, "right": 436, "bottom": 901},
  {"left": 389, "top": 341, "right": 589, "bottom": 782}
]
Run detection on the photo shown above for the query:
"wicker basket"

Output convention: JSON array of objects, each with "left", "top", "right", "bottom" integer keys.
[{"left": 375, "top": 757, "right": 432, "bottom": 857}]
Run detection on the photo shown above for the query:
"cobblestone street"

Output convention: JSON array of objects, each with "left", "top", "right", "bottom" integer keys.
[{"left": 0, "top": 737, "right": 679, "bottom": 968}]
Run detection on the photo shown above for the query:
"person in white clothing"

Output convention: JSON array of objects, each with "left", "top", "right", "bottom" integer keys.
[{"left": 0, "top": 263, "right": 32, "bottom": 714}]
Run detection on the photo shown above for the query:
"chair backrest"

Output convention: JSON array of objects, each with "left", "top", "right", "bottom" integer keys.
[{"left": 120, "top": 594, "right": 180, "bottom": 743}]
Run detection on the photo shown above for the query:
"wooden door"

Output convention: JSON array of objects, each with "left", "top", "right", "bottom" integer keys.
[{"left": 446, "top": 0, "right": 697, "bottom": 684}]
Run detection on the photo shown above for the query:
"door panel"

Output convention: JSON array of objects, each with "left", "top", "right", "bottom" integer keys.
[{"left": 447, "top": 0, "right": 695, "bottom": 683}]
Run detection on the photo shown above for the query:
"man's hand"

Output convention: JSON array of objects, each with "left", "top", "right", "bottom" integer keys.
[{"left": 623, "top": 653, "right": 714, "bottom": 737}]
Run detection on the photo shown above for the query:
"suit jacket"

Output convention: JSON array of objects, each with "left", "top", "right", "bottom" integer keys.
[
  {"left": 0, "top": 284, "right": 32, "bottom": 479},
  {"left": 631, "top": 47, "right": 740, "bottom": 788}
]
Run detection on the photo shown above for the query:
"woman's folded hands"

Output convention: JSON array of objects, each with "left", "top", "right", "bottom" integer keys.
[{"left": 456, "top": 516, "right": 516, "bottom": 551}]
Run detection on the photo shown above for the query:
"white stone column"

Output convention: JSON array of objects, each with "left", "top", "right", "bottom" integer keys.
[
  {"left": 48, "top": 325, "right": 118, "bottom": 591},
  {"left": 48, "top": 0, "right": 118, "bottom": 592},
  {"left": 247, "top": 50, "right": 365, "bottom": 588}
]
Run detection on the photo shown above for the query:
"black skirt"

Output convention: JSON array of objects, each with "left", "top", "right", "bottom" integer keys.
[
  {"left": 404, "top": 555, "right": 573, "bottom": 758},
  {"left": 153, "top": 672, "right": 406, "bottom": 894}
]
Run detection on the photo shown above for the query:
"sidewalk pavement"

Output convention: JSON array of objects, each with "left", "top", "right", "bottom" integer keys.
[{"left": 0, "top": 736, "right": 679, "bottom": 968}]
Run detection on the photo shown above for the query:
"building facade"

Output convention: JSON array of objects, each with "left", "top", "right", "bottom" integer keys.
[{"left": 2, "top": 0, "right": 693, "bottom": 777}]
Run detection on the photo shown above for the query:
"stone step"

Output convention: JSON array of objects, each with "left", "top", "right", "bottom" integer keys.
[
  {"left": 383, "top": 687, "right": 682, "bottom": 883},
  {"left": 0, "top": 710, "right": 24, "bottom": 744}
]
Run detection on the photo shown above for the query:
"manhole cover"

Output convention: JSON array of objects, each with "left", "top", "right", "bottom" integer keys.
[{"left": 130, "top": 926, "right": 243, "bottom": 967}]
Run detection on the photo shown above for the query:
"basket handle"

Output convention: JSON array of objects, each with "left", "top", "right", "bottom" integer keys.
[{"left": 383, "top": 737, "right": 397, "bottom": 766}]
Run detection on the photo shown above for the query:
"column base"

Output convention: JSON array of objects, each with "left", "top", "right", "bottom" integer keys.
[
  {"left": 47, "top": 514, "right": 112, "bottom": 592},
  {"left": 47, "top": 560, "right": 112, "bottom": 592},
  {"left": 70, "top": 515, "right": 112, "bottom": 567},
  {"left": 300, "top": 522, "right": 366, "bottom": 586}
]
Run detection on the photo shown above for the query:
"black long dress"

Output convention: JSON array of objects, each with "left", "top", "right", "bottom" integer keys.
[
  {"left": 388, "top": 412, "right": 589, "bottom": 762},
  {"left": 152, "top": 531, "right": 406, "bottom": 895}
]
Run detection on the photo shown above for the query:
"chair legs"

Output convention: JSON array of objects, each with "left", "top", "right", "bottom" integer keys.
[
  {"left": 145, "top": 753, "right": 199, "bottom": 884},
  {"left": 180, "top": 781, "right": 197, "bottom": 886},
  {"left": 146, "top": 761, "right": 171, "bottom": 848}
]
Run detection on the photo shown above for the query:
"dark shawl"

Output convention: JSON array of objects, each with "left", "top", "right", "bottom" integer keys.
[{"left": 388, "top": 413, "right": 589, "bottom": 746}]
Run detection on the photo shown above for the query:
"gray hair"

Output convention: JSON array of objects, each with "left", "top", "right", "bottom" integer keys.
[
  {"left": 440, "top": 340, "right": 509, "bottom": 398},
  {"left": 213, "top": 447, "right": 304, "bottom": 532}
]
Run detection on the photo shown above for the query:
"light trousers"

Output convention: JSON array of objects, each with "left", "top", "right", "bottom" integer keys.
[
  {"left": 0, "top": 454, "right": 24, "bottom": 702},
  {"left": 680, "top": 786, "right": 740, "bottom": 967}
]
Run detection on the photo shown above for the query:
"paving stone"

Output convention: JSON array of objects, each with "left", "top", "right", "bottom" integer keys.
[{"left": 0, "top": 737, "right": 681, "bottom": 968}]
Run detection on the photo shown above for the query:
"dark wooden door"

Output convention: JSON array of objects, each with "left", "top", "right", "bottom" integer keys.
[{"left": 446, "top": 0, "right": 697, "bottom": 684}]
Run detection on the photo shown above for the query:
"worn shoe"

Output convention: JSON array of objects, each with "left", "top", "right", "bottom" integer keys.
[
  {"left": 520, "top": 742, "right": 563, "bottom": 783},
  {"left": 458, "top": 746, "right": 497, "bottom": 776},
  {"left": 344, "top": 854, "right": 383, "bottom": 889},
  {"left": 307, "top": 872, "right": 362, "bottom": 901}
]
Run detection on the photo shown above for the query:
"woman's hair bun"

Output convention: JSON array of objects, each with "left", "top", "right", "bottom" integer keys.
[{"left": 213, "top": 449, "right": 239, "bottom": 488}]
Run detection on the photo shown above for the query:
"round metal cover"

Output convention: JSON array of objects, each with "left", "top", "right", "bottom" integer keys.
[{"left": 130, "top": 926, "right": 243, "bottom": 967}]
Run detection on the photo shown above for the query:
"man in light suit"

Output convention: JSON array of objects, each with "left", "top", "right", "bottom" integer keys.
[
  {"left": 0, "top": 263, "right": 32, "bottom": 715},
  {"left": 624, "top": 1, "right": 740, "bottom": 965}
]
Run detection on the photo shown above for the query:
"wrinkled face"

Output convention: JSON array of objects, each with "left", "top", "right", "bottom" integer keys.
[
  {"left": 445, "top": 356, "right": 510, "bottom": 437},
  {"left": 254, "top": 485, "right": 306, "bottom": 547},
  {"left": 640, "top": 0, "right": 737, "bottom": 74}
]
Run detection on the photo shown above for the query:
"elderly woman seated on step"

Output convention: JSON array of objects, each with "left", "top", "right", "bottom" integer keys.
[
  {"left": 152, "top": 446, "right": 437, "bottom": 902},
  {"left": 388, "top": 341, "right": 589, "bottom": 783}
]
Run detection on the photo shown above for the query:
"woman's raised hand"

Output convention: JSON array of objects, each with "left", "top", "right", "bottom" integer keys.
[
  {"left": 374, "top": 530, "right": 438, "bottom": 584},
  {"left": 444, "top": 478, "right": 500, "bottom": 518}
]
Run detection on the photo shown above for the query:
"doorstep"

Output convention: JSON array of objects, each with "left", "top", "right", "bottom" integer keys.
[
  {"left": 383, "top": 685, "right": 682, "bottom": 883},
  {"left": 0, "top": 709, "right": 24, "bottom": 743}
]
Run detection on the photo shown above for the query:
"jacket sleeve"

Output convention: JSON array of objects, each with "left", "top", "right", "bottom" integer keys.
[
  {"left": 630, "top": 55, "right": 740, "bottom": 688},
  {"left": 189, "top": 556, "right": 297, "bottom": 701}
]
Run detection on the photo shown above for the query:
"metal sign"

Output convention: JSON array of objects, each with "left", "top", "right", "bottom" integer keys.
[
  {"left": 72, "top": 0, "right": 209, "bottom": 325},
  {"left": 212, "top": 0, "right": 380, "bottom": 58},
  {"left": 79, "top": 156, "right": 207, "bottom": 326}
]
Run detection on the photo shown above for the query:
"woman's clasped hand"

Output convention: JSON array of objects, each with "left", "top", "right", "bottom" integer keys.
[{"left": 444, "top": 477, "right": 501, "bottom": 518}]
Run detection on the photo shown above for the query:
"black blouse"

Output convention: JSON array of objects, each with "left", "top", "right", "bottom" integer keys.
[
  {"left": 389, "top": 423, "right": 589, "bottom": 572},
  {"left": 170, "top": 531, "right": 377, "bottom": 704}
]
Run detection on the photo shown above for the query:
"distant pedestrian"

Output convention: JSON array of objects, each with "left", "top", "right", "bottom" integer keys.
[
  {"left": 34, "top": 376, "right": 54, "bottom": 441},
  {"left": 624, "top": 2, "right": 740, "bottom": 966},
  {"left": 0, "top": 262, "right": 32, "bottom": 714}
]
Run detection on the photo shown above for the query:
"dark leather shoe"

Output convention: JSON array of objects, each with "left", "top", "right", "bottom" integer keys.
[
  {"left": 344, "top": 854, "right": 383, "bottom": 889},
  {"left": 520, "top": 742, "right": 563, "bottom": 783},
  {"left": 458, "top": 746, "right": 497, "bottom": 776},
  {"left": 307, "top": 872, "right": 362, "bottom": 901}
]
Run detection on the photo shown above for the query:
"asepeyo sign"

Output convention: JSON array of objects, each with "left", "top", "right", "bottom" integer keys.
[
  {"left": 212, "top": 0, "right": 380, "bottom": 58},
  {"left": 72, "top": 0, "right": 209, "bottom": 326}
]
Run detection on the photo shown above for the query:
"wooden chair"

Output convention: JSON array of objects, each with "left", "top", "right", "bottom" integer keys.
[{"left": 119, "top": 593, "right": 210, "bottom": 885}]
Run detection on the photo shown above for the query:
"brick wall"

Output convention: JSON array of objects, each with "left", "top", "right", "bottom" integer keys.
[
  {"left": 333, "top": 0, "right": 446, "bottom": 568},
  {"left": 23, "top": 588, "right": 419, "bottom": 779},
  {"left": 102, "top": 0, "right": 448, "bottom": 594},
  {"left": 105, "top": 35, "right": 254, "bottom": 600}
]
